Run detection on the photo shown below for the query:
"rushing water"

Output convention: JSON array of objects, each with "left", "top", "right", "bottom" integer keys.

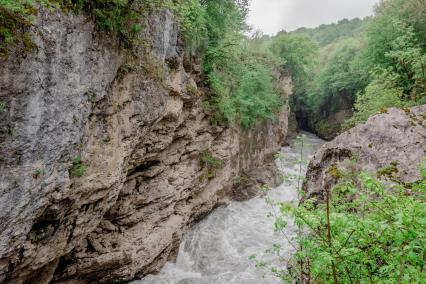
[{"left": 137, "top": 133, "right": 324, "bottom": 284}]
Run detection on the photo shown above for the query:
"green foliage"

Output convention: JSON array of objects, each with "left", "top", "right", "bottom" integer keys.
[
  {"left": 0, "top": 0, "right": 37, "bottom": 55},
  {"left": 282, "top": 0, "right": 426, "bottom": 130},
  {"left": 261, "top": 151, "right": 426, "bottom": 283},
  {"left": 374, "top": 0, "right": 426, "bottom": 50},
  {"left": 205, "top": 42, "right": 283, "bottom": 127},
  {"left": 70, "top": 156, "right": 86, "bottom": 178},
  {"left": 292, "top": 17, "right": 368, "bottom": 47},
  {"left": 32, "top": 168, "right": 43, "bottom": 179},
  {"left": 170, "top": 0, "right": 206, "bottom": 49},
  {"left": 269, "top": 33, "right": 318, "bottom": 99},
  {"left": 199, "top": 150, "right": 224, "bottom": 180},
  {"left": 344, "top": 76, "right": 410, "bottom": 128},
  {"left": 286, "top": 172, "right": 426, "bottom": 283},
  {"left": 346, "top": 0, "right": 426, "bottom": 125},
  {"left": 201, "top": 0, "right": 283, "bottom": 128},
  {"left": 306, "top": 38, "right": 368, "bottom": 114}
]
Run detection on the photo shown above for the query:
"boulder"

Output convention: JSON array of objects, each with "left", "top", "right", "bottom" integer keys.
[{"left": 304, "top": 105, "right": 426, "bottom": 201}]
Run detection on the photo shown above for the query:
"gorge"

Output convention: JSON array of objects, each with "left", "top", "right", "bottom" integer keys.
[
  {"left": 0, "top": 0, "right": 425, "bottom": 283},
  {"left": 0, "top": 5, "right": 291, "bottom": 283}
]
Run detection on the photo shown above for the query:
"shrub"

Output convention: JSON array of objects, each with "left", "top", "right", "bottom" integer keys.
[
  {"left": 70, "top": 156, "right": 86, "bottom": 178},
  {"left": 199, "top": 150, "right": 224, "bottom": 180},
  {"left": 259, "top": 150, "right": 426, "bottom": 283},
  {"left": 199, "top": 150, "right": 223, "bottom": 169},
  {"left": 343, "top": 76, "right": 409, "bottom": 128}
]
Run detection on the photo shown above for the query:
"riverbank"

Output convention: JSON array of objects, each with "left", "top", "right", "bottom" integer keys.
[{"left": 138, "top": 133, "right": 324, "bottom": 283}]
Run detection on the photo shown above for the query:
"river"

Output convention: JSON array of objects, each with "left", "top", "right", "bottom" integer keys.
[{"left": 136, "top": 132, "right": 324, "bottom": 284}]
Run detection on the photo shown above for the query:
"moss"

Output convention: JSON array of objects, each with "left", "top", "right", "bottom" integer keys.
[
  {"left": 327, "top": 163, "right": 342, "bottom": 179},
  {"left": 234, "top": 172, "right": 251, "bottom": 186},
  {"left": 9, "top": 235, "right": 17, "bottom": 245},
  {"left": 141, "top": 53, "right": 165, "bottom": 82},
  {"left": 166, "top": 56, "right": 179, "bottom": 70},
  {"left": 186, "top": 83, "right": 201, "bottom": 97},
  {"left": 200, "top": 150, "right": 224, "bottom": 169},
  {"left": 116, "top": 63, "right": 135, "bottom": 82},
  {"left": 169, "top": 89, "right": 180, "bottom": 97},
  {"left": 70, "top": 156, "right": 86, "bottom": 178},
  {"left": 22, "top": 31, "right": 36, "bottom": 50},
  {"left": 378, "top": 107, "right": 388, "bottom": 114},
  {"left": 102, "top": 136, "right": 111, "bottom": 143},
  {"left": 377, "top": 161, "right": 399, "bottom": 179},
  {"left": 88, "top": 92, "right": 97, "bottom": 103}
]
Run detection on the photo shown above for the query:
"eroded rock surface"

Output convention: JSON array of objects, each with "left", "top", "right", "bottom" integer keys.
[
  {"left": 0, "top": 8, "right": 291, "bottom": 284},
  {"left": 304, "top": 105, "right": 426, "bottom": 201}
]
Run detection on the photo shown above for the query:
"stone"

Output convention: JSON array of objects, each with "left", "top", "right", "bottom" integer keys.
[
  {"left": 0, "top": 7, "right": 293, "bottom": 284},
  {"left": 303, "top": 105, "right": 426, "bottom": 202}
]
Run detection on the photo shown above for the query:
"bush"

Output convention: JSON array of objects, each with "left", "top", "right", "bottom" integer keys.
[
  {"left": 282, "top": 169, "right": 426, "bottom": 283},
  {"left": 205, "top": 41, "right": 283, "bottom": 128},
  {"left": 70, "top": 157, "right": 87, "bottom": 178},
  {"left": 259, "top": 152, "right": 426, "bottom": 283},
  {"left": 343, "top": 76, "right": 409, "bottom": 128},
  {"left": 201, "top": 0, "right": 283, "bottom": 128},
  {"left": 170, "top": 0, "right": 206, "bottom": 50},
  {"left": 269, "top": 33, "right": 318, "bottom": 99},
  {"left": 199, "top": 150, "right": 224, "bottom": 180}
]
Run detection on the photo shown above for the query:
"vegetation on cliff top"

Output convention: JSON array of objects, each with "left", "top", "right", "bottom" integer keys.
[
  {"left": 189, "top": 0, "right": 284, "bottom": 128},
  {"left": 0, "top": 0, "right": 284, "bottom": 128}
]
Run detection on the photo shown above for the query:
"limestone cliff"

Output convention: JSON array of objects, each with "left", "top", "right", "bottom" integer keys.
[{"left": 0, "top": 8, "right": 291, "bottom": 283}]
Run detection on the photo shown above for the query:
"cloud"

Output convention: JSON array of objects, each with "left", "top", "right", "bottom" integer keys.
[{"left": 247, "top": 0, "right": 380, "bottom": 35}]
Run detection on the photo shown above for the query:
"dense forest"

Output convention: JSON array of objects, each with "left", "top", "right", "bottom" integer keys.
[{"left": 272, "top": 0, "right": 426, "bottom": 138}]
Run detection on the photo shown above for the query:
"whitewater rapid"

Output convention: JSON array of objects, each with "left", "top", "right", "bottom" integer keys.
[{"left": 136, "top": 133, "right": 324, "bottom": 284}]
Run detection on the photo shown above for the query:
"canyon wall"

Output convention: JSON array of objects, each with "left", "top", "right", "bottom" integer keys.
[{"left": 0, "top": 8, "right": 291, "bottom": 283}]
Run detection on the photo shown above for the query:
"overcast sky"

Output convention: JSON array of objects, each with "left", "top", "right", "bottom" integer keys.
[{"left": 247, "top": 0, "right": 380, "bottom": 35}]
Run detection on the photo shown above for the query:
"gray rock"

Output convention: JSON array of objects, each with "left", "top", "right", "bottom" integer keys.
[
  {"left": 0, "top": 8, "right": 293, "bottom": 284},
  {"left": 303, "top": 105, "right": 426, "bottom": 201}
]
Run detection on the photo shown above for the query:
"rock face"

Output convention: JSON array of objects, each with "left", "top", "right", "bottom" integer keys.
[
  {"left": 304, "top": 105, "right": 426, "bottom": 201},
  {"left": 0, "top": 8, "right": 291, "bottom": 284}
]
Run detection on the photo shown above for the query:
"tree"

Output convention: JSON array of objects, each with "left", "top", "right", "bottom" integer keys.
[{"left": 269, "top": 33, "right": 318, "bottom": 100}]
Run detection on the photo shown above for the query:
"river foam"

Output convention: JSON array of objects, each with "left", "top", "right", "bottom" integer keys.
[{"left": 137, "top": 132, "right": 324, "bottom": 284}]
